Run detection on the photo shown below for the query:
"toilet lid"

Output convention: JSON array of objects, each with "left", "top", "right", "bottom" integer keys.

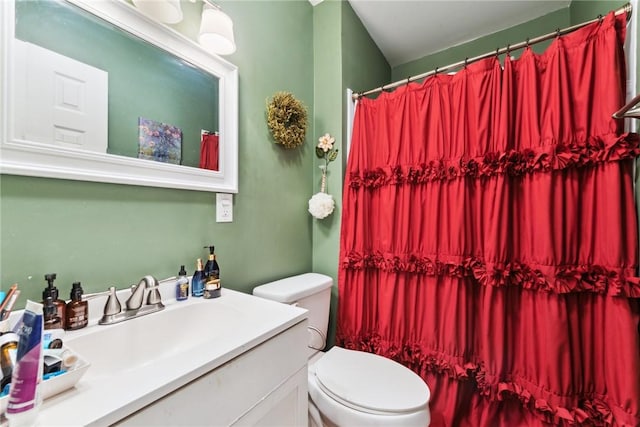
[{"left": 314, "top": 347, "right": 430, "bottom": 415}]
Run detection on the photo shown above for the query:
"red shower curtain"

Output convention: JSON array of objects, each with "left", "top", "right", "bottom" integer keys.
[
  {"left": 200, "top": 132, "right": 219, "bottom": 171},
  {"left": 338, "top": 12, "right": 640, "bottom": 427}
]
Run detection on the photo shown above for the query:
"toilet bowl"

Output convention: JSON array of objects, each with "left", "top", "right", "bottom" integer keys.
[
  {"left": 253, "top": 273, "right": 431, "bottom": 427},
  {"left": 308, "top": 347, "right": 430, "bottom": 427}
]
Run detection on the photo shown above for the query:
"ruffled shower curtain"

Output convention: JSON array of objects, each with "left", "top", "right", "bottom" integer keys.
[
  {"left": 200, "top": 132, "right": 219, "bottom": 171},
  {"left": 338, "top": 12, "right": 640, "bottom": 427}
]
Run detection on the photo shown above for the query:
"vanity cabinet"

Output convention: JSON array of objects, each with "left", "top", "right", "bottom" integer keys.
[{"left": 115, "top": 320, "right": 308, "bottom": 426}]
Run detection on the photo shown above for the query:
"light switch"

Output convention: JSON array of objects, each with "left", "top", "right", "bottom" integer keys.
[{"left": 216, "top": 193, "right": 233, "bottom": 222}]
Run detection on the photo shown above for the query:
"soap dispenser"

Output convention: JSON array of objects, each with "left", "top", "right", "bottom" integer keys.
[
  {"left": 175, "top": 265, "right": 189, "bottom": 301},
  {"left": 203, "top": 246, "right": 220, "bottom": 282},
  {"left": 42, "top": 274, "right": 66, "bottom": 329},
  {"left": 65, "top": 282, "right": 88, "bottom": 331},
  {"left": 203, "top": 245, "right": 221, "bottom": 299},
  {"left": 43, "top": 297, "right": 63, "bottom": 330}
]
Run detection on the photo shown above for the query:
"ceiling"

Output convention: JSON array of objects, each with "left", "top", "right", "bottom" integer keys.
[{"left": 340, "top": 1, "right": 571, "bottom": 67}]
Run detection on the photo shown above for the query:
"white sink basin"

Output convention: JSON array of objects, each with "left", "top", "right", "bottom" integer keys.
[
  {"left": 30, "top": 286, "right": 306, "bottom": 426},
  {"left": 66, "top": 301, "right": 243, "bottom": 381}
]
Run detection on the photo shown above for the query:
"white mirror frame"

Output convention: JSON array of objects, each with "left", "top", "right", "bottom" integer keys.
[{"left": 0, "top": 0, "right": 238, "bottom": 193}]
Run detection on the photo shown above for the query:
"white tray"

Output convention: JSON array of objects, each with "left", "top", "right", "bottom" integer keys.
[{"left": 0, "top": 351, "right": 90, "bottom": 414}]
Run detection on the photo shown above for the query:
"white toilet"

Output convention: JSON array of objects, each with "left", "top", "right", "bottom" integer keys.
[{"left": 253, "top": 273, "right": 431, "bottom": 427}]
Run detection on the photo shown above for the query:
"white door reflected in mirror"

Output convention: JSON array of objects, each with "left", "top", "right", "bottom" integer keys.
[{"left": 14, "top": 40, "right": 108, "bottom": 153}]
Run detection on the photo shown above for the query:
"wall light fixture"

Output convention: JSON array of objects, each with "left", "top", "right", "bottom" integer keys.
[
  {"left": 132, "top": 0, "right": 184, "bottom": 24},
  {"left": 198, "top": 2, "right": 236, "bottom": 55}
]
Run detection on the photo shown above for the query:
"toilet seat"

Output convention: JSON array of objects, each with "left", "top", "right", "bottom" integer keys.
[{"left": 313, "top": 347, "right": 430, "bottom": 416}]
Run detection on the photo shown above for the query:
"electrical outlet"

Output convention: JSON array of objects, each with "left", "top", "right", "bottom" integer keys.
[{"left": 216, "top": 193, "right": 233, "bottom": 223}]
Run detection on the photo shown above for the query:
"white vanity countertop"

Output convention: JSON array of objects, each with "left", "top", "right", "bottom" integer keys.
[{"left": 29, "top": 287, "right": 307, "bottom": 426}]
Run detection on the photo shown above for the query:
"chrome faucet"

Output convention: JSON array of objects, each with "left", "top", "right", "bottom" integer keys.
[
  {"left": 126, "top": 275, "right": 162, "bottom": 310},
  {"left": 99, "top": 275, "right": 166, "bottom": 325}
]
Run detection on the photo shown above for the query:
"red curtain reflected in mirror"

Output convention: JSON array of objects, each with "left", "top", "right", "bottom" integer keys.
[
  {"left": 200, "top": 132, "right": 219, "bottom": 171},
  {"left": 339, "top": 11, "right": 640, "bottom": 426}
]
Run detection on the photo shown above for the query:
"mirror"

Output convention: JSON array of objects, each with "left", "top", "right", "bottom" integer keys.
[{"left": 0, "top": 0, "right": 238, "bottom": 193}]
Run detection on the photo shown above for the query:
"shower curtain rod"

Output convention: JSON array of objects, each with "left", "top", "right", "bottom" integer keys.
[{"left": 353, "top": 3, "right": 633, "bottom": 101}]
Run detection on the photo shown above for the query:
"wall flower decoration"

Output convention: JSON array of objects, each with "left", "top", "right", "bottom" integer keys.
[{"left": 308, "top": 133, "right": 339, "bottom": 219}]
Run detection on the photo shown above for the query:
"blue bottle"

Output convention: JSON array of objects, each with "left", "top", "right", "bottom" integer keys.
[{"left": 191, "top": 259, "right": 205, "bottom": 297}]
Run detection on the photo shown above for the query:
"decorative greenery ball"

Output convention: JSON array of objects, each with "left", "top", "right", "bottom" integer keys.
[{"left": 266, "top": 92, "right": 308, "bottom": 149}]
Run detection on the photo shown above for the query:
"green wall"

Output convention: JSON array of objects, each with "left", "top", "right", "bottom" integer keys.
[
  {"left": 1, "top": 0, "right": 314, "bottom": 306},
  {"left": 312, "top": 0, "right": 342, "bottom": 281},
  {"left": 311, "top": 0, "right": 390, "bottom": 349},
  {"left": 392, "top": 1, "right": 634, "bottom": 87},
  {"left": 569, "top": 0, "right": 628, "bottom": 26},
  {"left": 392, "top": 8, "right": 570, "bottom": 82},
  {"left": 312, "top": 0, "right": 343, "bottom": 349}
]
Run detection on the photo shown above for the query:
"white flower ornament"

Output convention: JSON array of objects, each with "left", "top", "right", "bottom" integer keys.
[
  {"left": 318, "top": 133, "right": 335, "bottom": 152},
  {"left": 308, "top": 133, "right": 339, "bottom": 219},
  {"left": 308, "top": 191, "right": 335, "bottom": 219}
]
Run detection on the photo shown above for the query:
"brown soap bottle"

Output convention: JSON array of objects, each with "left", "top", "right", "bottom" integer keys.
[
  {"left": 42, "top": 273, "right": 66, "bottom": 329},
  {"left": 65, "top": 282, "right": 88, "bottom": 331}
]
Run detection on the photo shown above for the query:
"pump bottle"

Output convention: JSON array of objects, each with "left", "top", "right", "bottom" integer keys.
[
  {"left": 65, "top": 282, "right": 88, "bottom": 330},
  {"left": 43, "top": 297, "right": 63, "bottom": 330},
  {"left": 203, "top": 245, "right": 221, "bottom": 299},
  {"left": 203, "top": 246, "right": 220, "bottom": 281},
  {"left": 42, "top": 274, "right": 66, "bottom": 329},
  {"left": 175, "top": 265, "right": 189, "bottom": 301}
]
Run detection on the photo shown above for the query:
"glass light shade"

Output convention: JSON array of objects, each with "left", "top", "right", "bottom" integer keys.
[
  {"left": 132, "top": 0, "right": 183, "bottom": 24},
  {"left": 198, "top": 4, "right": 236, "bottom": 55}
]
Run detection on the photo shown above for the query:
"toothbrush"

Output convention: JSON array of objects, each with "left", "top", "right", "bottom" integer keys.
[
  {"left": 0, "top": 284, "right": 17, "bottom": 316},
  {"left": 0, "top": 289, "right": 20, "bottom": 320}
]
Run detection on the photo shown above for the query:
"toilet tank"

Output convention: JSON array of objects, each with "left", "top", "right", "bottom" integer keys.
[{"left": 253, "top": 273, "right": 333, "bottom": 353}]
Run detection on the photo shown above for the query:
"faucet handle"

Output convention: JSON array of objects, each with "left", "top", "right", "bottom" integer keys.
[
  {"left": 103, "top": 286, "right": 122, "bottom": 316},
  {"left": 143, "top": 276, "right": 162, "bottom": 306},
  {"left": 147, "top": 288, "right": 162, "bottom": 305}
]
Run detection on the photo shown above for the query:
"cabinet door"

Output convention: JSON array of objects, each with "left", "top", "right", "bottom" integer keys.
[{"left": 233, "top": 366, "right": 307, "bottom": 427}]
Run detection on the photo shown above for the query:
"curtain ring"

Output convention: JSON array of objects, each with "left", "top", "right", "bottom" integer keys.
[
  {"left": 506, "top": 44, "right": 510, "bottom": 55},
  {"left": 526, "top": 37, "right": 530, "bottom": 48},
  {"left": 434, "top": 67, "right": 439, "bottom": 75},
  {"left": 406, "top": 76, "right": 411, "bottom": 85},
  {"left": 556, "top": 28, "right": 561, "bottom": 37},
  {"left": 495, "top": 47, "right": 500, "bottom": 58},
  {"left": 597, "top": 14, "right": 603, "bottom": 23},
  {"left": 464, "top": 57, "right": 468, "bottom": 68}
]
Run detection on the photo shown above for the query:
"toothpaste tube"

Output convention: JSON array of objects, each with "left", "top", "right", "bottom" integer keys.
[{"left": 6, "top": 300, "right": 43, "bottom": 426}]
